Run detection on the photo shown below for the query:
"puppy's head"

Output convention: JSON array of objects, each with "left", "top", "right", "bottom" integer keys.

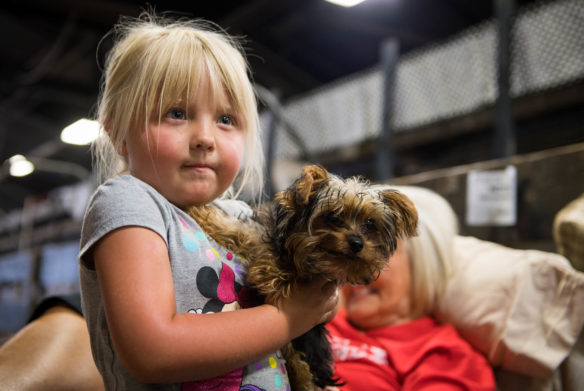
[{"left": 271, "top": 164, "right": 418, "bottom": 284}]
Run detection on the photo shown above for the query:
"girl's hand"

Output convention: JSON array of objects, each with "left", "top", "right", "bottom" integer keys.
[
  {"left": 277, "top": 278, "right": 340, "bottom": 339},
  {"left": 319, "top": 281, "right": 340, "bottom": 324}
]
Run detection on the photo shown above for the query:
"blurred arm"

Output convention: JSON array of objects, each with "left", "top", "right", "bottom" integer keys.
[{"left": 0, "top": 305, "right": 104, "bottom": 391}]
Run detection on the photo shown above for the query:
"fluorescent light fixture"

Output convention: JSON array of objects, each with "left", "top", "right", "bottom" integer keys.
[
  {"left": 60, "top": 118, "right": 100, "bottom": 145},
  {"left": 9, "top": 154, "right": 34, "bottom": 177},
  {"left": 324, "top": 0, "right": 367, "bottom": 7}
]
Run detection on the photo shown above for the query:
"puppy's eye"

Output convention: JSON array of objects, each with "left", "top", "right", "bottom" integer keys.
[
  {"left": 362, "top": 218, "right": 376, "bottom": 233},
  {"left": 325, "top": 212, "right": 343, "bottom": 227}
]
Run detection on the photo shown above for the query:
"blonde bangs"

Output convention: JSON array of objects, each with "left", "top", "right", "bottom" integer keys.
[
  {"left": 141, "top": 27, "right": 252, "bottom": 129},
  {"left": 136, "top": 29, "right": 201, "bottom": 126}
]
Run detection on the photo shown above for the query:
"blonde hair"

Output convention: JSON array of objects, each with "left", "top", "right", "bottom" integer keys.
[
  {"left": 92, "top": 12, "right": 263, "bottom": 200},
  {"left": 392, "top": 186, "right": 458, "bottom": 318}
]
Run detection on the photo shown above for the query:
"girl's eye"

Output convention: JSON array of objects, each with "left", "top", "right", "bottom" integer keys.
[
  {"left": 166, "top": 109, "right": 186, "bottom": 120},
  {"left": 218, "top": 115, "right": 233, "bottom": 126}
]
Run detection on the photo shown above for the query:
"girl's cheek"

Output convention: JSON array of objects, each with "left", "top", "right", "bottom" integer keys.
[{"left": 226, "top": 135, "right": 245, "bottom": 165}]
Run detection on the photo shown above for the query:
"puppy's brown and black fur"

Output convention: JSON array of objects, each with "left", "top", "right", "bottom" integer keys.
[{"left": 189, "top": 164, "right": 418, "bottom": 390}]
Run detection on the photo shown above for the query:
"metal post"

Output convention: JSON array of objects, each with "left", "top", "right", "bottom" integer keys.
[
  {"left": 264, "top": 94, "right": 279, "bottom": 200},
  {"left": 256, "top": 84, "right": 314, "bottom": 200},
  {"left": 493, "top": 0, "right": 516, "bottom": 159},
  {"left": 376, "top": 39, "right": 399, "bottom": 181}
]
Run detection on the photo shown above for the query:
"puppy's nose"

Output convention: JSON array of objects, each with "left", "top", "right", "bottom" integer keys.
[{"left": 348, "top": 234, "right": 364, "bottom": 253}]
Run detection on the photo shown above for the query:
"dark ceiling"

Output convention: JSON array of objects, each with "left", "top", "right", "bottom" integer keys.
[{"left": 0, "top": 0, "right": 538, "bottom": 213}]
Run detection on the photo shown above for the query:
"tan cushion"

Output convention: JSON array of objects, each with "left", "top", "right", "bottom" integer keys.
[
  {"left": 554, "top": 193, "right": 584, "bottom": 272},
  {"left": 435, "top": 235, "right": 584, "bottom": 377}
]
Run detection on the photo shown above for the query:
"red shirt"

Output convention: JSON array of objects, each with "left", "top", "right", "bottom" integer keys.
[{"left": 326, "top": 313, "right": 495, "bottom": 391}]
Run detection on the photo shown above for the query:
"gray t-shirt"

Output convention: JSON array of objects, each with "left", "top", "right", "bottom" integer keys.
[{"left": 79, "top": 175, "right": 289, "bottom": 391}]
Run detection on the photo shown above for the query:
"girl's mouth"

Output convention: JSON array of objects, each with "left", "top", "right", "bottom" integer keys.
[{"left": 183, "top": 163, "right": 213, "bottom": 172}]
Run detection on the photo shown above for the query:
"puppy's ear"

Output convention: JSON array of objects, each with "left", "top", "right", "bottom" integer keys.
[
  {"left": 381, "top": 189, "right": 418, "bottom": 238},
  {"left": 295, "top": 164, "right": 329, "bottom": 205}
]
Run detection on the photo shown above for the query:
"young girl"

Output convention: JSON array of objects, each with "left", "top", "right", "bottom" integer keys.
[{"left": 79, "top": 13, "right": 338, "bottom": 390}]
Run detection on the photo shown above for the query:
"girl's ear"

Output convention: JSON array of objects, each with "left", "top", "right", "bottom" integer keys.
[{"left": 103, "top": 117, "right": 127, "bottom": 157}]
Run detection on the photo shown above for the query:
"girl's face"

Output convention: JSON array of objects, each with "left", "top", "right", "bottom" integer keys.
[
  {"left": 123, "top": 77, "right": 245, "bottom": 209},
  {"left": 341, "top": 239, "right": 413, "bottom": 330}
]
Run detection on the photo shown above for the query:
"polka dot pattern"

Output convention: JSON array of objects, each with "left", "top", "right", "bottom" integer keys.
[
  {"left": 182, "top": 236, "right": 199, "bottom": 252},
  {"left": 234, "top": 264, "right": 244, "bottom": 276},
  {"left": 250, "top": 355, "right": 289, "bottom": 389},
  {"left": 205, "top": 248, "right": 219, "bottom": 261}
]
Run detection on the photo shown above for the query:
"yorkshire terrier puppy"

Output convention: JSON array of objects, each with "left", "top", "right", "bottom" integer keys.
[{"left": 189, "top": 164, "right": 418, "bottom": 391}]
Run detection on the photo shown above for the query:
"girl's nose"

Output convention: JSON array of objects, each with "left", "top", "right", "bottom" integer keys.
[{"left": 190, "top": 119, "right": 215, "bottom": 150}]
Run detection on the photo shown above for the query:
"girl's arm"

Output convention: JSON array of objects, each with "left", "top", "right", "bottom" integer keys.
[{"left": 94, "top": 225, "right": 338, "bottom": 384}]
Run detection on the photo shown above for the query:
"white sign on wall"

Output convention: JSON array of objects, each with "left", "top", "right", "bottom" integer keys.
[{"left": 466, "top": 165, "right": 517, "bottom": 226}]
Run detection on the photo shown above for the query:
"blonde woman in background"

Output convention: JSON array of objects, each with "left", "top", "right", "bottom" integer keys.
[{"left": 326, "top": 186, "right": 495, "bottom": 390}]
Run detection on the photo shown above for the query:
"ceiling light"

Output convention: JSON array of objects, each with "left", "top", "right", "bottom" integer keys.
[
  {"left": 324, "top": 0, "right": 368, "bottom": 7},
  {"left": 9, "top": 154, "right": 34, "bottom": 177},
  {"left": 60, "top": 119, "right": 100, "bottom": 145}
]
